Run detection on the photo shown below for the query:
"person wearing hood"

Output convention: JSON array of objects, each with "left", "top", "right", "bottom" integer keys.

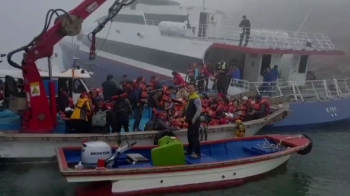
[{"left": 102, "top": 74, "right": 118, "bottom": 102}]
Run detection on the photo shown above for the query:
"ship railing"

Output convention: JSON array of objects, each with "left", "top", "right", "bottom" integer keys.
[
  {"left": 242, "top": 77, "right": 350, "bottom": 102},
  {"left": 144, "top": 19, "right": 337, "bottom": 51}
]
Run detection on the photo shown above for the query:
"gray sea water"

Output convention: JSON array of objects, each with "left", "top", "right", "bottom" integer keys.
[{"left": 1, "top": 122, "right": 350, "bottom": 196}]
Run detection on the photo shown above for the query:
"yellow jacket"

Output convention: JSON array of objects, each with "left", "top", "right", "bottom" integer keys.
[{"left": 71, "top": 98, "right": 92, "bottom": 121}]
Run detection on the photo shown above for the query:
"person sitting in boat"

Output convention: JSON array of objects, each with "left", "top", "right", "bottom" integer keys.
[
  {"left": 251, "top": 95, "right": 270, "bottom": 119},
  {"left": 70, "top": 92, "right": 93, "bottom": 133},
  {"left": 91, "top": 101, "right": 113, "bottom": 134},
  {"left": 147, "top": 85, "right": 176, "bottom": 111},
  {"left": 239, "top": 96, "right": 252, "bottom": 121},
  {"left": 102, "top": 74, "right": 118, "bottom": 102}
]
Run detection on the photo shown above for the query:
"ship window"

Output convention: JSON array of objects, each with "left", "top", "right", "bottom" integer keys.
[
  {"left": 144, "top": 14, "right": 188, "bottom": 25},
  {"left": 96, "top": 14, "right": 145, "bottom": 25},
  {"left": 73, "top": 79, "right": 86, "bottom": 94},
  {"left": 298, "top": 55, "right": 308, "bottom": 73}
]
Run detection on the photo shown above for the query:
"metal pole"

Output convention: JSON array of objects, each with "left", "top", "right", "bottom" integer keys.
[{"left": 296, "top": 4, "right": 315, "bottom": 33}]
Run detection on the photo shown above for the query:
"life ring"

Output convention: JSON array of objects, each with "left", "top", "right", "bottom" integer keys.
[
  {"left": 153, "top": 130, "right": 177, "bottom": 145},
  {"left": 297, "top": 134, "right": 313, "bottom": 155}
]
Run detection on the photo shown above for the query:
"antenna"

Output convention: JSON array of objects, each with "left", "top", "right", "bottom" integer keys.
[
  {"left": 296, "top": 4, "right": 315, "bottom": 33},
  {"left": 202, "top": 0, "right": 206, "bottom": 8}
]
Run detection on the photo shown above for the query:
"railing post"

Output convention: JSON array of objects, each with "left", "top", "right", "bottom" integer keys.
[
  {"left": 276, "top": 81, "right": 283, "bottom": 97},
  {"left": 310, "top": 81, "right": 319, "bottom": 101},
  {"left": 291, "top": 82, "right": 298, "bottom": 101},
  {"left": 323, "top": 80, "right": 331, "bottom": 99},
  {"left": 333, "top": 78, "right": 341, "bottom": 96},
  {"left": 254, "top": 83, "right": 260, "bottom": 95},
  {"left": 345, "top": 78, "right": 350, "bottom": 93}
]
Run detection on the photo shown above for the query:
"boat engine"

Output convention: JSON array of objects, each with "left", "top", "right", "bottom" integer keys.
[{"left": 81, "top": 141, "right": 112, "bottom": 165}]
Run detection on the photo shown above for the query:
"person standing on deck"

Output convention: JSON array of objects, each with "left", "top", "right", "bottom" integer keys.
[
  {"left": 216, "top": 60, "right": 228, "bottom": 95},
  {"left": 129, "top": 76, "right": 144, "bottom": 132},
  {"left": 102, "top": 75, "right": 117, "bottom": 102},
  {"left": 239, "top": 15, "right": 251, "bottom": 46},
  {"left": 185, "top": 83, "right": 202, "bottom": 158}
]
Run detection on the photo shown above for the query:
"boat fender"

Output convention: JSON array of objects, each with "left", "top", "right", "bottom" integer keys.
[
  {"left": 153, "top": 130, "right": 177, "bottom": 145},
  {"left": 235, "top": 121, "right": 246, "bottom": 138},
  {"left": 297, "top": 134, "right": 313, "bottom": 155}
]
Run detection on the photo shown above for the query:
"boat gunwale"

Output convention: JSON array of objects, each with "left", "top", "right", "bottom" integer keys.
[
  {"left": 56, "top": 134, "right": 309, "bottom": 177},
  {"left": 0, "top": 101, "right": 289, "bottom": 141}
]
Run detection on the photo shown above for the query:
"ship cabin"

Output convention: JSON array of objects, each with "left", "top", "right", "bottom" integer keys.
[
  {"left": 1, "top": 62, "right": 92, "bottom": 112},
  {"left": 182, "top": 7, "right": 345, "bottom": 89}
]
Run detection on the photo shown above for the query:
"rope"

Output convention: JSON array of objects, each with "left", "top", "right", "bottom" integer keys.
[{"left": 257, "top": 134, "right": 304, "bottom": 149}]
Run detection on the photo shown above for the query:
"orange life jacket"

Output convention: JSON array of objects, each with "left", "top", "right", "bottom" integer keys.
[
  {"left": 253, "top": 98, "right": 270, "bottom": 116},
  {"left": 147, "top": 80, "right": 159, "bottom": 91},
  {"left": 239, "top": 103, "right": 248, "bottom": 121},
  {"left": 159, "top": 88, "right": 171, "bottom": 108}
]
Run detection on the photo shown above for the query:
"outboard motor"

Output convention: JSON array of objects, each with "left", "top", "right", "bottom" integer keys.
[
  {"left": 81, "top": 141, "right": 112, "bottom": 165},
  {"left": 105, "top": 141, "right": 137, "bottom": 168}
]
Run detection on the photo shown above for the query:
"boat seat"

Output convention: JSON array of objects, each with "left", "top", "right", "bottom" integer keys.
[
  {"left": 242, "top": 146, "right": 282, "bottom": 155},
  {"left": 186, "top": 154, "right": 218, "bottom": 164},
  {"left": 126, "top": 153, "right": 149, "bottom": 164}
]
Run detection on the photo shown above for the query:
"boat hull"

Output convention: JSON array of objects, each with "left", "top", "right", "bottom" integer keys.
[
  {"left": 0, "top": 124, "right": 263, "bottom": 160},
  {"left": 74, "top": 155, "right": 290, "bottom": 195},
  {"left": 268, "top": 97, "right": 350, "bottom": 128}
]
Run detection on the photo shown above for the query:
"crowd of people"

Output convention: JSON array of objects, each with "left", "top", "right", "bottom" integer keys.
[{"left": 57, "top": 70, "right": 271, "bottom": 136}]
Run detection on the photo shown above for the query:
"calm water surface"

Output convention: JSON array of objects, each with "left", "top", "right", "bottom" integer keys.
[{"left": 1, "top": 123, "right": 350, "bottom": 196}]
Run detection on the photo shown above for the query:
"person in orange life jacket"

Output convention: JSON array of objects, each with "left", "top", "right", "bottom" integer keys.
[
  {"left": 172, "top": 71, "right": 186, "bottom": 87},
  {"left": 147, "top": 76, "right": 162, "bottom": 91},
  {"left": 187, "top": 63, "right": 196, "bottom": 83},
  {"left": 92, "top": 88, "right": 104, "bottom": 107},
  {"left": 148, "top": 86, "right": 176, "bottom": 110},
  {"left": 251, "top": 95, "right": 270, "bottom": 119},
  {"left": 197, "top": 63, "right": 211, "bottom": 93},
  {"left": 239, "top": 96, "right": 252, "bottom": 121},
  {"left": 119, "top": 74, "right": 128, "bottom": 88},
  {"left": 102, "top": 75, "right": 118, "bottom": 102},
  {"left": 128, "top": 76, "right": 145, "bottom": 132},
  {"left": 184, "top": 83, "right": 202, "bottom": 158}
]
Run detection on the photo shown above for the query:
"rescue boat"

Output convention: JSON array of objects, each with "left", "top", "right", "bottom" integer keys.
[{"left": 57, "top": 134, "right": 312, "bottom": 195}]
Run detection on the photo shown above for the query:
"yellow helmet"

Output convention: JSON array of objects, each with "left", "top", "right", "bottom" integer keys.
[{"left": 236, "top": 119, "right": 242, "bottom": 124}]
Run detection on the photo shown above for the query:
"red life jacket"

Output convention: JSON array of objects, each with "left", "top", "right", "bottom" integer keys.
[{"left": 253, "top": 98, "right": 270, "bottom": 116}]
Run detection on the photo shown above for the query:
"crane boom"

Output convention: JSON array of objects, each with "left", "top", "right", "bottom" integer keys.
[{"left": 6, "top": 0, "right": 135, "bottom": 133}]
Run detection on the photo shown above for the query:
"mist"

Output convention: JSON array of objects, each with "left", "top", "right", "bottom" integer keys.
[{"left": 0, "top": 0, "right": 349, "bottom": 74}]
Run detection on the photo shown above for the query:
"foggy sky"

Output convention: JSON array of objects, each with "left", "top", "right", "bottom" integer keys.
[{"left": 0, "top": 0, "right": 349, "bottom": 71}]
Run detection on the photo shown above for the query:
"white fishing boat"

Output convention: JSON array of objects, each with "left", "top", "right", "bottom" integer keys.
[{"left": 57, "top": 134, "right": 313, "bottom": 195}]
